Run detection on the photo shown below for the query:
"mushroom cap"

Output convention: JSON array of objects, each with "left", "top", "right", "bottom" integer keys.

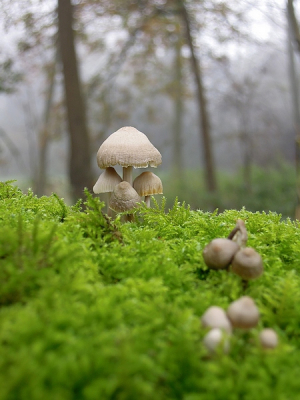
[
  {"left": 109, "top": 181, "right": 141, "bottom": 213},
  {"left": 227, "top": 296, "right": 260, "bottom": 329},
  {"left": 203, "top": 238, "right": 240, "bottom": 270},
  {"left": 133, "top": 171, "right": 163, "bottom": 196},
  {"left": 93, "top": 167, "right": 122, "bottom": 194},
  {"left": 97, "top": 126, "right": 162, "bottom": 169},
  {"left": 203, "top": 328, "right": 230, "bottom": 354},
  {"left": 201, "top": 306, "right": 232, "bottom": 333},
  {"left": 259, "top": 328, "right": 278, "bottom": 349},
  {"left": 231, "top": 247, "right": 263, "bottom": 280}
]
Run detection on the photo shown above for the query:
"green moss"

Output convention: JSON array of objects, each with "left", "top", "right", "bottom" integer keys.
[{"left": 1, "top": 181, "right": 300, "bottom": 399}]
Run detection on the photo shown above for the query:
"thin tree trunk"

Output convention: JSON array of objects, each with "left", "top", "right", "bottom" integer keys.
[
  {"left": 35, "top": 48, "right": 59, "bottom": 197},
  {"left": 287, "top": 1, "right": 300, "bottom": 219},
  {"left": 179, "top": 0, "right": 217, "bottom": 193},
  {"left": 57, "top": 0, "right": 92, "bottom": 200},
  {"left": 173, "top": 35, "right": 183, "bottom": 181}
]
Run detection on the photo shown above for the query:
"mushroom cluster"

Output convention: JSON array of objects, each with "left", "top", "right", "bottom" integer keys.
[
  {"left": 93, "top": 126, "right": 163, "bottom": 218},
  {"left": 202, "top": 219, "right": 264, "bottom": 287},
  {"left": 201, "top": 296, "right": 278, "bottom": 354}
]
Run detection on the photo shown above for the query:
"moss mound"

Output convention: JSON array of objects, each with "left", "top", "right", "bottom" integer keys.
[{"left": 1, "top": 181, "right": 300, "bottom": 400}]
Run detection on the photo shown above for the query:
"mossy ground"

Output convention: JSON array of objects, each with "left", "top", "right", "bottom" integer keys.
[{"left": 1, "top": 181, "right": 300, "bottom": 400}]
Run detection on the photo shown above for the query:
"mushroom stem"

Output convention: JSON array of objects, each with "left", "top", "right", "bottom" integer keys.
[
  {"left": 123, "top": 166, "right": 133, "bottom": 186},
  {"left": 144, "top": 195, "right": 151, "bottom": 207}
]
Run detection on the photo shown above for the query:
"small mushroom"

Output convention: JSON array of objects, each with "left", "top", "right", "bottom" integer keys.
[
  {"left": 231, "top": 247, "right": 263, "bottom": 280},
  {"left": 201, "top": 306, "right": 232, "bottom": 333},
  {"left": 133, "top": 171, "right": 163, "bottom": 207},
  {"left": 97, "top": 126, "right": 162, "bottom": 186},
  {"left": 259, "top": 328, "right": 278, "bottom": 349},
  {"left": 203, "top": 238, "right": 240, "bottom": 270},
  {"left": 227, "top": 296, "right": 259, "bottom": 329},
  {"left": 93, "top": 167, "right": 122, "bottom": 215},
  {"left": 228, "top": 219, "right": 248, "bottom": 248},
  {"left": 203, "top": 328, "right": 230, "bottom": 354},
  {"left": 109, "top": 181, "right": 141, "bottom": 221}
]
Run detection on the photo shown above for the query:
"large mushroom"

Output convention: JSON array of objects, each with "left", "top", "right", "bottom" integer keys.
[
  {"left": 93, "top": 167, "right": 122, "bottom": 215},
  {"left": 97, "top": 126, "right": 162, "bottom": 186},
  {"left": 133, "top": 171, "right": 163, "bottom": 207}
]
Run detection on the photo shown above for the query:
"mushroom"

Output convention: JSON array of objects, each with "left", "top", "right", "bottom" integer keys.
[
  {"left": 227, "top": 296, "right": 259, "bottom": 330},
  {"left": 201, "top": 306, "right": 232, "bottom": 333},
  {"left": 109, "top": 181, "right": 141, "bottom": 221},
  {"left": 203, "top": 328, "right": 230, "bottom": 354},
  {"left": 228, "top": 219, "right": 248, "bottom": 248},
  {"left": 259, "top": 328, "right": 278, "bottom": 349},
  {"left": 93, "top": 167, "right": 122, "bottom": 215},
  {"left": 231, "top": 247, "right": 263, "bottom": 281},
  {"left": 133, "top": 171, "right": 163, "bottom": 207},
  {"left": 203, "top": 238, "right": 240, "bottom": 270},
  {"left": 97, "top": 126, "right": 162, "bottom": 186}
]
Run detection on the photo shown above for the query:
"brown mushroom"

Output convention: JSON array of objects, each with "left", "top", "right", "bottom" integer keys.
[
  {"left": 231, "top": 247, "right": 263, "bottom": 280},
  {"left": 97, "top": 126, "right": 162, "bottom": 186},
  {"left": 133, "top": 171, "right": 163, "bottom": 207},
  {"left": 109, "top": 181, "right": 141, "bottom": 221},
  {"left": 259, "top": 328, "right": 278, "bottom": 349},
  {"left": 227, "top": 296, "right": 259, "bottom": 330},
  {"left": 203, "top": 238, "right": 240, "bottom": 270}
]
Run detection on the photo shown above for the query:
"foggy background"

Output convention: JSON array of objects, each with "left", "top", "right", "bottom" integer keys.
[{"left": 0, "top": 0, "right": 299, "bottom": 218}]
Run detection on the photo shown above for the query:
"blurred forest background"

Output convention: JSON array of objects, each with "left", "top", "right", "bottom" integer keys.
[{"left": 0, "top": 0, "right": 300, "bottom": 218}]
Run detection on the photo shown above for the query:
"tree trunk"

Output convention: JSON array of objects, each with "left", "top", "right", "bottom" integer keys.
[
  {"left": 173, "top": 35, "right": 184, "bottom": 182},
  {"left": 179, "top": 0, "right": 217, "bottom": 193},
  {"left": 57, "top": 0, "right": 92, "bottom": 201},
  {"left": 35, "top": 48, "right": 59, "bottom": 197},
  {"left": 287, "top": 0, "right": 300, "bottom": 219}
]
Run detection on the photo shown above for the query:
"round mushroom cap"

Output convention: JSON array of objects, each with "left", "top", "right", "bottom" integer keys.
[
  {"left": 203, "top": 328, "right": 230, "bottom": 354},
  {"left": 109, "top": 181, "right": 141, "bottom": 213},
  {"left": 93, "top": 167, "right": 122, "bottom": 194},
  {"left": 133, "top": 171, "right": 163, "bottom": 196},
  {"left": 259, "top": 328, "right": 278, "bottom": 349},
  {"left": 201, "top": 306, "right": 232, "bottom": 333},
  {"left": 227, "top": 296, "right": 260, "bottom": 329},
  {"left": 97, "top": 126, "right": 162, "bottom": 169},
  {"left": 231, "top": 247, "right": 263, "bottom": 280},
  {"left": 203, "top": 238, "right": 240, "bottom": 270}
]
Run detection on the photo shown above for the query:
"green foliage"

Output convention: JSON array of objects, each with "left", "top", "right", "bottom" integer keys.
[
  {"left": 162, "top": 164, "right": 297, "bottom": 218},
  {"left": 1, "top": 180, "right": 300, "bottom": 399}
]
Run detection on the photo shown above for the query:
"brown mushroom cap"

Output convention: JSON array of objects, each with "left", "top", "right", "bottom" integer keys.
[
  {"left": 93, "top": 167, "right": 122, "bottom": 194},
  {"left": 227, "top": 296, "right": 260, "bottom": 329},
  {"left": 109, "top": 181, "right": 141, "bottom": 213},
  {"left": 231, "top": 247, "right": 263, "bottom": 280},
  {"left": 203, "top": 238, "right": 240, "bottom": 270},
  {"left": 133, "top": 171, "right": 163, "bottom": 196},
  {"left": 97, "top": 126, "right": 162, "bottom": 169},
  {"left": 201, "top": 306, "right": 232, "bottom": 333}
]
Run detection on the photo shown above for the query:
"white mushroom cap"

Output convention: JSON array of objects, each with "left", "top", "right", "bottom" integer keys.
[
  {"left": 93, "top": 167, "right": 122, "bottom": 194},
  {"left": 133, "top": 171, "right": 163, "bottom": 196},
  {"left": 201, "top": 306, "right": 232, "bottom": 333},
  {"left": 203, "top": 238, "right": 240, "bottom": 270},
  {"left": 231, "top": 247, "right": 263, "bottom": 280},
  {"left": 109, "top": 181, "right": 141, "bottom": 213},
  {"left": 227, "top": 296, "right": 260, "bottom": 330},
  {"left": 203, "top": 328, "right": 230, "bottom": 354},
  {"left": 97, "top": 126, "right": 162, "bottom": 169},
  {"left": 259, "top": 328, "right": 278, "bottom": 349}
]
